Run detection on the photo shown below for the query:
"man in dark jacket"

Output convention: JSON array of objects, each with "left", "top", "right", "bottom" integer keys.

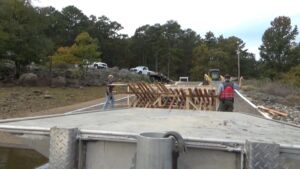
[{"left": 103, "top": 75, "right": 114, "bottom": 110}]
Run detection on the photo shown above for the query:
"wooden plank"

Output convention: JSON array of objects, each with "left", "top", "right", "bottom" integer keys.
[
  {"left": 179, "top": 89, "right": 188, "bottom": 109},
  {"left": 196, "top": 89, "right": 203, "bottom": 110},
  {"left": 159, "top": 83, "right": 170, "bottom": 93},
  {"left": 210, "top": 89, "right": 217, "bottom": 111},
  {"left": 188, "top": 88, "right": 195, "bottom": 103},
  {"left": 138, "top": 82, "right": 155, "bottom": 108},
  {"left": 174, "top": 89, "right": 183, "bottom": 109},
  {"left": 258, "top": 106, "right": 288, "bottom": 117},
  {"left": 210, "top": 89, "right": 216, "bottom": 106},
  {"left": 128, "top": 84, "right": 142, "bottom": 107},
  {"left": 155, "top": 83, "right": 165, "bottom": 93}
]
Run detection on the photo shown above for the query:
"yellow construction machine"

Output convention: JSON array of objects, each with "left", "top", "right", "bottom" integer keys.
[{"left": 204, "top": 69, "right": 224, "bottom": 85}]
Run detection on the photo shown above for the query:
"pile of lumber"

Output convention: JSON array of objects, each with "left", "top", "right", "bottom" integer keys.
[
  {"left": 127, "top": 82, "right": 217, "bottom": 110},
  {"left": 257, "top": 106, "right": 288, "bottom": 117}
]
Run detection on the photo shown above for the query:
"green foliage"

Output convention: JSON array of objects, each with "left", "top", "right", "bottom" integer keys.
[
  {"left": 288, "top": 44, "right": 300, "bottom": 68},
  {"left": 0, "top": 0, "right": 298, "bottom": 84},
  {"left": 128, "top": 21, "right": 201, "bottom": 79},
  {"left": 190, "top": 35, "right": 256, "bottom": 80},
  {"left": 259, "top": 16, "right": 298, "bottom": 79},
  {"left": 52, "top": 32, "right": 100, "bottom": 65},
  {"left": 52, "top": 47, "right": 80, "bottom": 65},
  {"left": 0, "top": 0, "right": 53, "bottom": 77},
  {"left": 71, "top": 32, "right": 101, "bottom": 62},
  {"left": 281, "top": 65, "right": 300, "bottom": 87}
]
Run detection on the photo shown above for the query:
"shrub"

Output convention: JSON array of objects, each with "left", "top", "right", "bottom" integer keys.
[
  {"left": 281, "top": 65, "right": 300, "bottom": 87},
  {"left": 0, "top": 60, "right": 15, "bottom": 81}
]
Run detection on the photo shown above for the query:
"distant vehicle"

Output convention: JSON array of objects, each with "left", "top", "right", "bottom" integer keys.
[
  {"left": 130, "top": 66, "right": 156, "bottom": 75},
  {"left": 203, "top": 68, "right": 224, "bottom": 85},
  {"left": 208, "top": 69, "right": 221, "bottom": 81},
  {"left": 88, "top": 62, "right": 108, "bottom": 69},
  {"left": 179, "top": 77, "right": 189, "bottom": 82}
]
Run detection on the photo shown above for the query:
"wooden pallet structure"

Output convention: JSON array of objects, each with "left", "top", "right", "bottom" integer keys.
[{"left": 127, "top": 82, "right": 217, "bottom": 111}]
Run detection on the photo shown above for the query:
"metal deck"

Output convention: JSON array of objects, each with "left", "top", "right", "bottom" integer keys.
[
  {"left": 1, "top": 107, "right": 300, "bottom": 169},
  {"left": 0, "top": 108, "right": 299, "bottom": 147}
]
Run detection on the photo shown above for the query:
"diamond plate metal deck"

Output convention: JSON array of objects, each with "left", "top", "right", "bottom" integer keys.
[
  {"left": 49, "top": 127, "right": 78, "bottom": 169},
  {"left": 245, "top": 141, "right": 280, "bottom": 169}
]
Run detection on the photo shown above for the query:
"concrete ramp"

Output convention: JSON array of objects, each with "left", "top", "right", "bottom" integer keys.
[{"left": 234, "top": 91, "right": 260, "bottom": 114}]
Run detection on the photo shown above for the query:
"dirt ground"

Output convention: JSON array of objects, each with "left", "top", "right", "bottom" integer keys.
[{"left": 0, "top": 86, "right": 108, "bottom": 119}]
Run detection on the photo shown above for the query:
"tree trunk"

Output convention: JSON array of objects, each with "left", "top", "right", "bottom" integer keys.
[
  {"left": 49, "top": 56, "right": 53, "bottom": 86},
  {"left": 15, "top": 61, "right": 21, "bottom": 79}
]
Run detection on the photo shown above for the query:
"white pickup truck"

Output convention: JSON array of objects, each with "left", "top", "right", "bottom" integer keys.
[
  {"left": 130, "top": 66, "right": 156, "bottom": 75},
  {"left": 88, "top": 62, "right": 108, "bottom": 69}
]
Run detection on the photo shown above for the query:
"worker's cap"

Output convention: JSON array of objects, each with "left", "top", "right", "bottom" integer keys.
[
  {"left": 108, "top": 74, "right": 114, "bottom": 78},
  {"left": 225, "top": 74, "right": 231, "bottom": 79}
]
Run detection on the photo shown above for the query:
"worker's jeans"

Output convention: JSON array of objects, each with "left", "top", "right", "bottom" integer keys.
[{"left": 103, "top": 94, "right": 114, "bottom": 110}]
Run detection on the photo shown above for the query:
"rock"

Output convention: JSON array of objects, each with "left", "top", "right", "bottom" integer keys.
[
  {"left": 110, "top": 67, "right": 119, "bottom": 73},
  {"left": 44, "top": 94, "right": 53, "bottom": 99},
  {"left": 66, "top": 79, "right": 80, "bottom": 87},
  {"left": 0, "top": 61, "right": 15, "bottom": 82},
  {"left": 19, "top": 73, "right": 38, "bottom": 86},
  {"left": 51, "top": 76, "right": 66, "bottom": 87},
  {"left": 33, "top": 90, "right": 43, "bottom": 95},
  {"left": 119, "top": 69, "right": 130, "bottom": 77}
]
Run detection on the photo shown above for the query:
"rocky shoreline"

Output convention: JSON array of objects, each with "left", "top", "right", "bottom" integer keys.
[{"left": 242, "top": 90, "right": 300, "bottom": 125}]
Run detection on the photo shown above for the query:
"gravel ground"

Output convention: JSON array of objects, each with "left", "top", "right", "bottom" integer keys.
[{"left": 242, "top": 90, "right": 300, "bottom": 125}]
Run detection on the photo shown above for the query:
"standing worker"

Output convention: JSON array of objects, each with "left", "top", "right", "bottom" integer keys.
[
  {"left": 217, "top": 74, "right": 243, "bottom": 112},
  {"left": 103, "top": 74, "right": 114, "bottom": 110}
]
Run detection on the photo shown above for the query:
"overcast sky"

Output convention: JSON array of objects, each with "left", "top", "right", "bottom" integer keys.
[{"left": 32, "top": 0, "right": 300, "bottom": 59}]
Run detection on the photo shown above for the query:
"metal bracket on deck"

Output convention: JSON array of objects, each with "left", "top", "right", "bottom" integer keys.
[
  {"left": 49, "top": 127, "right": 79, "bottom": 169},
  {"left": 245, "top": 141, "right": 280, "bottom": 169}
]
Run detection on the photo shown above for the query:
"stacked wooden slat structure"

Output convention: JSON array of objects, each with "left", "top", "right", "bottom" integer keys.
[{"left": 127, "top": 82, "right": 217, "bottom": 110}]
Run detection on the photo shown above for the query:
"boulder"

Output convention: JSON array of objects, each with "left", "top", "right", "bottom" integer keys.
[
  {"left": 19, "top": 73, "right": 38, "bottom": 86},
  {"left": 51, "top": 76, "right": 66, "bottom": 87}
]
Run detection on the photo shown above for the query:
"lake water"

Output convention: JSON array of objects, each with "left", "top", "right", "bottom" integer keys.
[{"left": 0, "top": 147, "right": 48, "bottom": 169}]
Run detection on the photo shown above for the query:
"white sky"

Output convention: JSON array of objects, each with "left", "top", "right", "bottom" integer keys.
[{"left": 33, "top": 0, "right": 300, "bottom": 59}]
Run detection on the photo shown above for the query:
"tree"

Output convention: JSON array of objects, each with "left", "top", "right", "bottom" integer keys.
[
  {"left": 61, "top": 6, "right": 89, "bottom": 45},
  {"left": 178, "top": 29, "right": 201, "bottom": 74},
  {"left": 190, "top": 35, "right": 257, "bottom": 80},
  {"left": 161, "top": 20, "right": 183, "bottom": 78},
  {"left": 71, "top": 32, "right": 101, "bottom": 62},
  {"left": 204, "top": 31, "right": 217, "bottom": 48},
  {"left": 52, "top": 47, "right": 79, "bottom": 65},
  {"left": 52, "top": 32, "right": 100, "bottom": 65},
  {"left": 281, "top": 64, "right": 300, "bottom": 87},
  {"left": 37, "top": 6, "right": 67, "bottom": 48},
  {"left": 0, "top": 0, "right": 52, "bottom": 77},
  {"left": 287, "top": 43, "right": 300, "bottom": 69},
  {"left": 88, "top": 15, "right": 126, "bottom": 67},
  {"left": 259, "top": 16, "right": 298, "bottom": 79},
  {"left": 190, "top": 44, "right": 228, "bottom": 80}
]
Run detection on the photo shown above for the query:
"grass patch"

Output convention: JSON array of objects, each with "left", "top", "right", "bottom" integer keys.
[
  {"left": 244, "top": 79, "right": 300, "bottom": 106},
  {"left": 260, "top": 82, "right": 298, "bottom": 97}
]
